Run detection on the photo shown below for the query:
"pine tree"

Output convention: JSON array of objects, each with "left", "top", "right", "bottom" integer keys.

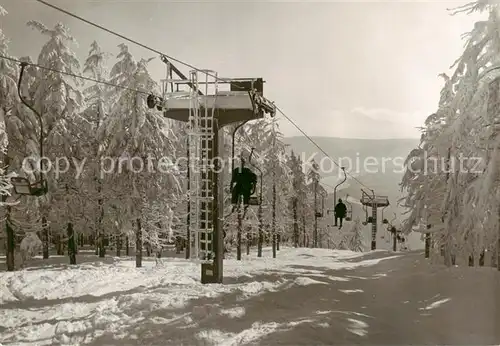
[
  {"left": 100, "top": 50, "right": 180, "bottom": 267},
  {"left": 80, "top": 41, "right": 110, "bottom": 256},
  {"left": 26, "top": 21, "right": 83, "bottom": 259},
  {"left": 307, "top": 159, "right": 321, "bottom": 247},
  {"left": 346, "top": 218, "right": 364, "bottom": 252},
  {"left": 0, "top": 5, "right": 19, "bottom": 270},
  {"left": 401, "top": 1, "right": 500, "bottom": 267},
  {"left": 288, "top": 151, "right": 308, "bottom": 247}
]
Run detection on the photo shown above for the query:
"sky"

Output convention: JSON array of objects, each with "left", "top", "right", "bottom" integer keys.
[{"left": 0, "top": 0, "right": 486, "bottom": 139}]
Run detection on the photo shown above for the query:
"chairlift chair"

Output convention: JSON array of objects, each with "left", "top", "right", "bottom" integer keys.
[
  {"left": 363, "top": 202, "right": 373, "bottom": 223},
  {"left": 344, "top": 195, "right": 352, "bottom": 221},
  {"left": 381, "top": 205, "right": 388, "bottom": 224},
  {"left": 388, "top": 213, "right": 397, "bottom": 229},
  {"left": 147, "top": 94, "right": 163, "bottom": 111},
  {"left": 313, "top": 185, "right": 326, "bottom": 218},
  {"left": 362, "top": 204, "right": 369, "bottom": 224},
  {"left": 247, "top": 148, "right": 262, "bottom": 207},
  {"left": 11, "top": 177, "right": 48, "bottom": 196},
  {"left": 249, "top": 195, "right": 260, "bottom": 206}
]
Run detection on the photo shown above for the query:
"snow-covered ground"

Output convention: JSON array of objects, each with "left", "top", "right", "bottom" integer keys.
[{"left": 0, "top": 247, "right": 398, "bottom": 345}]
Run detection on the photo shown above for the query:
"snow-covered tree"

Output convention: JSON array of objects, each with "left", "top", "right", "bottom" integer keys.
[
  {"left": 400, "top": 1, "right": 500, "bottom": 267},
  {"left": 344, "top": 218, "right": 364, "bottom": 252},
  {"left": 79, "top": 41, "right": 111, "bottom": 256},
  {"left": 287, "top": 151, "right": 308, "bottom": 247},
  {"left": 0, "top": 5, "right": 17, "bottom": 203},
  {"left": 266, "top": 120, "right": 293, "bottom": 245},
  {"left": 99, "top": 48, "right": 180, "bottom": 267},
  {"left": 306, "top": 159, "right": 321, "bottom": 247},
  {"left": 0, "top": 7, "right": 37, "bottom": 270},
  {"left": 25, "top": 21, "right": 83, "bottom": 259}
]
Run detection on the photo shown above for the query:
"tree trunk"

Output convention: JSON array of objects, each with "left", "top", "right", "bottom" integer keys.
[
  {"left": 5, "top": 205, "right": 15, "bottom": 271},
  {"left": 56, "top": 235, "right": 64, "bottom": 255},
  {"left": 272, "top": 175, "right": 276, "bottom": 259},
  {"left": 442, "top": 236, "right": 452, "bottom": 266},
  {"left": 67, "top": 222, "right": 76, "bottom": 265},
  {"left": 313, "top": 181, "right": 318, "bottom": 248},
  {"left": 94, "top": 229, "right": 99, "bottom": 255},
  {"left": 258, "top": 208, "right": 263, "bottom": 257},
  {"left": 302, "top": 214, "right": 306, "bottom": 247},
  {"left": 488, "top": 80, "right": 500, "bottom": 271},
  {"left": 42, "top": 216, "right": 49, "bottom": 259},
  {"left": 442, "top": 147, "right": 452, "bottom": 267},
  {"left": 277, "top": 234, "right": 280, "bottom": 251},
  {"left": 186, "top": 139, "right": 191, "bottom": 260},
  {"left": 237, "top": 208, "right": 242, "bottom": 260},
  {"left": 116, "top": 235, "right": 121, "bottom": 257},
  {"left": 497, "top": 207, "right": 500, "bottom": 270},
  {"left": 74, "top": 232, "right": 78, "bottom": 255},
  {"left": 246, "top": 232, "right": 251, "bottom": 256},
  {"left": 175, "top": 236, "right": 182, "bottom": 254},
  {"left": 292, "top": 198, "right": 298, "bottom": 247},
  {"left": 468, "top": 254, "right": 474, "bottom": 266},
  {"left": 98, "top": 232, "right": 106, "bottom": 258},
  {"left": 136, "top": 218, "right": 142, "bottom": 267},
  {"left": 424, "top": 233, "right": 430, "bottom": 258},
  {"left": 266, "top": 226, "right": 271, "bottom": 246},
  {"left": 2, "top": 154, "right": 15, "bottom": 271},
  {"left": 97, "top": 180, "right": 105, "bottom": 257},
  {"left": 126, "top": 236, "right": 130, "bottom": 256}
]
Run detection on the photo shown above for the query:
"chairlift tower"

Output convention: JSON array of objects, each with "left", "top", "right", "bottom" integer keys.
[
  {"left": 150, "top": 61, "right": 275, "bottom": 284},
  {"left": 360, "top": 189, "right": 389, "bottom": 250}
]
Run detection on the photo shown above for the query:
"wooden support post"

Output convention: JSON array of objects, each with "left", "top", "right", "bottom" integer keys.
[
  {"left": 371, "top": 203, "right": 377, "bottom": 250},
  {"left": 425, "top": 233, "right": 431, "bottom": 258},
  {"left": 314, "top": 180, "right": 318, "bottom": 248}
]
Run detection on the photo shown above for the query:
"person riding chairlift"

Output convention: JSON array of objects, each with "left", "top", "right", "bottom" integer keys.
[
  {"left": 335, "top": 198, "right": 347, "bottom": 229},
  {"left": 230, "top": 157, "right": 257, "bottom": 213}
]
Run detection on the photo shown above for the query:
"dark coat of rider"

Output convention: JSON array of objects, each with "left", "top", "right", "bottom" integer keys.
[
  {"left": 231, "top": 167, "right": 257, "bottom": 193},
  {"left": 230, "top": 159, "right": 257, "bottom": 205},
  {"left": 335, "top": 199, "right": 347, "bottom": 218}
]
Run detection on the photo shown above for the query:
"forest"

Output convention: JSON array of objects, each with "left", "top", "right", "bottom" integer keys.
[
  {"left": 400, "top": 1, "right": 500, "bottom": 268},
  {"left": 0, "top": 7, "right": 366, "bottom": 271}
]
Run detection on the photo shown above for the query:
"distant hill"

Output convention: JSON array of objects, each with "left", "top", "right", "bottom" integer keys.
[{"left": 283, "top": 136, "right": 423, "bottom": 250}]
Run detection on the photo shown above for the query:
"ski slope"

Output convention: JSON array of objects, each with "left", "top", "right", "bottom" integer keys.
[{"left": 0, "top": 247, "right": 398, "bottom": 345}]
